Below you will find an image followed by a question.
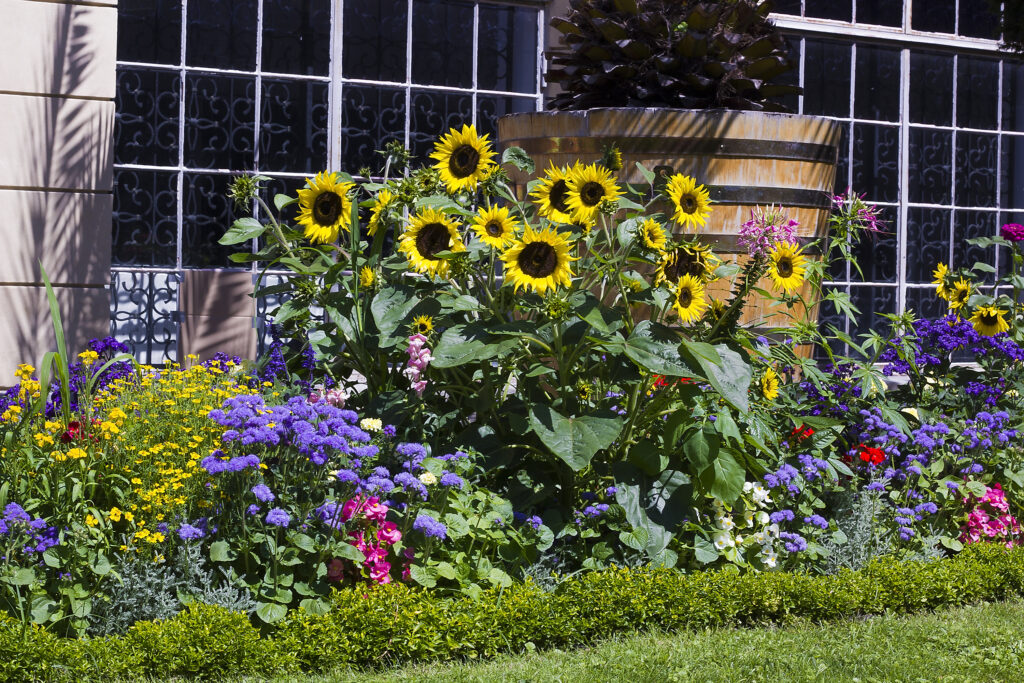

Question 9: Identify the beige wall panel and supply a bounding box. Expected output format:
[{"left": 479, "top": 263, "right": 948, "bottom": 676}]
[
  {"left": 0, "top": 284, "right": 109, "bottom": 385},
  {"left": 0, "top": 94, "right": 114, "bottom": 191},
  {"left": 0, "top": 0, "right": 117, "bottom": 98},
  {"left": 0, "top": 188, "right": 111, "bottom": 286},
  {"left": 179, "top": 315, "right": 258, "bottom": 363}
]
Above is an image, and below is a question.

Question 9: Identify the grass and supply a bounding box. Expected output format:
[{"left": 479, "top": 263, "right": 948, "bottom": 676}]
[{"left": 274, "top": 599, "right": 1024, "bottom": 683}]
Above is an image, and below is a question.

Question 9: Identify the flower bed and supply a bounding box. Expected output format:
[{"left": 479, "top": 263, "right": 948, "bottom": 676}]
[{"left": 2, "top": 123, "right": 1024, "bottom": 673}]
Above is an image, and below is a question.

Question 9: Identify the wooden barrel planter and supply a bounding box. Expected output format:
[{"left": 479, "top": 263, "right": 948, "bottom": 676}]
[{"left": 497, "top": 109, "right": 842, "bottom": 342}]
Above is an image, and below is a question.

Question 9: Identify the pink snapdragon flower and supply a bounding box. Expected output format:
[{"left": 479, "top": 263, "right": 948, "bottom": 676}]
[
  {"left": 309, "top": 385, "right": 347, "bottom": 408},
  {"left": 961, "top": 482, "right": 1022, "bottom": 548},
  {"left": 404, "top": 334, "right": 433, "bottom": 397}
]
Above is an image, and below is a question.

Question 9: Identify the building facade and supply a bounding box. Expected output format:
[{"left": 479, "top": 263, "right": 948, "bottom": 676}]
[{"left": 1, "top": 0, "right": 1020, "bottom": 377}]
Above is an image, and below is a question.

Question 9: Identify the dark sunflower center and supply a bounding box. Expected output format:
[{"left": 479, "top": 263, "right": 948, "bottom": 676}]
[
  {"left": 449, "top": 145, "right": 481, "bottom": 179},
  {"left": 956, "top": 289, "right": 969, "bottom": 303},
  {"left": 678, "top": 287, "right": 693, "bottom": 308},
  {"left": 518, "top": 241, "right": 558, "bottom": 278},
  {"left": 777, "top": 257, "right": 794, "bottom": 278},
  {"left": 313, "top": 191, "right": 344, "bottom": 226},
  {"left": 415, "top": 223, "right": 451, "bottom": 260},
  {"left": 485, "top": 220, "right": 503, "bottom": 237},
  {"left": 981, "top": 313, "right": 998, "bottom": 326},
  {"left": 550, "top": 180, "right": 570, "bottom": 214},
  {"left": 580, "top": 181, "right": 605, "bottom": 207},
  {"left": 667, "top": 249, "right": 703, "bottom": 282},
  {"left": 680, "top": 193, "right": 698, "bottom": 214}
]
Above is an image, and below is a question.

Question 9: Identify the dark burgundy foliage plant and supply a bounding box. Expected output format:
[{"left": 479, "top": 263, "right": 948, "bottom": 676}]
[{"left": 547, "top": 0, "right": 802, "bottom": 111}]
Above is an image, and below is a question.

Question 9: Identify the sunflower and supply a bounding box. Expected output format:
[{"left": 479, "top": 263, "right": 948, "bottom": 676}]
[
  {"left": 767, "top": 241, "right": 808, "bottom": 295},
  {"left": 296, "top": 172, "right": 355, "bottom": 244},
  {"left": 654, "top": 243, "right": 719, "bottom": 287},
  {"left": 472, "top": 205, "right": 519, "bottom": 249},
  {"left": 665, "top": 173, "right": 712, "bottom": 230},
  {"left": 359, "top": 266, "right": 376, "bottom": 288},
  {"left": 565, "top": 163, "right": 623, "bottom": 224},
  {"left": 367, "top": 188, "right": 396, "bottom": 237},
  {"left": 530, "top": 163, "right": 577, "bottom": 224},
  {"left": 761, "top": 367, "right": 780, "bottom": 401},
  {"left": 410, "top": 315, "right": 434, "bottom": 336},
  {"left": 502, "top": 226, "right": 576, "bottom": 295},
  {"left": 970, "top": 306, "right": 1010, "bottom": 336},
  {"left": 673, "top": 274, "right": 708, "bottom": 324},
  {"left": 706, "top": 297, "right": 728, "bottom": 322},
  {"left": 932, "top": 262, "right": 951, "bottom": 299},
  {"left": 398, "top": 208, "right": 466, "bottom": 279},
  {"left": 430, "top": 124, "right": 496, "bottom": 194},
  {"left": 638, "top": 219, "right": 667, "bottom": 251},
  {"left": 947, "top": 278, "right": 972, "bottom": 311}
]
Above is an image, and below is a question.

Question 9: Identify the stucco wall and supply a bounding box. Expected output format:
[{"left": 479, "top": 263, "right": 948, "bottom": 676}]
[{"left": 0, "top": 0, "right": 115, "bottom": 383}]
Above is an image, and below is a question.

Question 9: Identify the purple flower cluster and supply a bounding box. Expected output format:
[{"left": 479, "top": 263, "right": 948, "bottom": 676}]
[
  {"left": 0, "top": 503, "right": 59, "bottom": 556},
  {"left": 208, "top": 394, "right": 371, "bottom": 467},
  {"left": 798, "top": 364, "right": 863, "bottom": 418},
  {"left": 764, "top": 464, "right": 800, "bottom": 495},
  {"left": 779, "top": 531, "right": 807, "bottom": 553},
  {"left": 880, "top": 315, "right": 1024, "bottom": 381},
  {"left": 413, "top": 513, "right": 447, "bottom": 539}
]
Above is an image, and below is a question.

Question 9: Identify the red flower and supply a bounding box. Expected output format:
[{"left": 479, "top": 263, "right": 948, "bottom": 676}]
[
  {"left": 857, "top": 444, "right": 886, "bottom": 466},
  {"left": 790, "top": 425, "right": 815, "bottom": 442}
]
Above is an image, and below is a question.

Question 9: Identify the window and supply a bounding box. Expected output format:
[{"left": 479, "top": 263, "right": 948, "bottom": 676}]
[
  {"left": 773, "top": 1, "right": 1021, "bottom": 357},
  {"left": 111, "top": 0, "right": 543, "bottom": 362}
]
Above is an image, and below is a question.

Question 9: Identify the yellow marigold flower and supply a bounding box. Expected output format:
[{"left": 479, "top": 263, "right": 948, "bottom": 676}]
[
  {"left": 78, "top": 350, "right": 99, "bottom": 367},
  {"left": 85, "top": 514, "right": 99, "bottom": 527},
  {"left": 15, "top": 364, "right": 35, "bottom": 381},
  {"left": 108, "top": 507, "right": 123, "bottom": 522},
  {"left": 67, "top": 448, "right": 88, "bottom": 460}
]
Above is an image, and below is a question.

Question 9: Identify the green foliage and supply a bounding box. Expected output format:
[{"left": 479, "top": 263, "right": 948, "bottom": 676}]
[{"left": 6, "top": 547, "right": 1024, "bottom": 680}]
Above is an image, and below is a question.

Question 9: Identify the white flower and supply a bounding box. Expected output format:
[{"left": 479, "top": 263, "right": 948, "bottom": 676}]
[
  {"left": 752, "top": 531, "right": 767, "bottom": 545},
  {"left": 715, "top": 515, "right": 735, "bottom": 531},
  {"left": 734, "top": 534, "right": 744, "bottom": 545},
  {"left": 743, "top": 509, "right": 755, "bottom": 527},
  {"left": 712, "top": 531, "right": 735, "bottom": 550},
  {"left": 756, "top": 511, "right": 770, "bottom": 526},
  {"left": 418, "top": 471, "right": 438, "bottom": 486},
  {"left": 767, "top": 523, "right": 780, "bottom": 537},
  {"left": 764, "top": 552, "right": 778, "bottom": 568},
  {"left": 751, "top": 483, "right": 772, "bottom": 506},
  {"left": 360, "top": 418, "right": 383, "bottom": 432},
  {"left": 743, "top": 481, "right": 754, "bottom": 493}
]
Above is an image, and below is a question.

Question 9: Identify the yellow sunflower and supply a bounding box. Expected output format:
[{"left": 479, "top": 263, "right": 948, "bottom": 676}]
[
  {"left": 296, "top": 172, "right": 355, "bottom": 244},
  {"left": 947, "top": 278, "right": 972, "bottom": 311},
  {"left": 410, "top": 315, "right": 434, "bottom": 336},
  {"left": 398, "top": 208, "right": 466, "bottom": 279},
  {"left": 970, "top": 306, "right": 1010, "bottom": 336},
  {"left": 706, "top": 297, "right": 728, "bottom": 322},
  {"left": 761, "top": 367, "right": 780, "bottom": 401},
  {"left": 932, "top": 262, "right": 951, "bottom": 299},
  {"left": 472, "top": 205, "right": 520, "bottom": 249},
  {"left": 502, "top": 226, "right": 576, "bottom": 295},
  {"left": 530, "top": 163, "right": 577, "bottom": 224},
  {"left": 654, "top": 243, "right": 719, "bottom": 287},
  {"left": 673, "top": 274, "right": 708, "bottom": 324},
  {"left": 430, "top": 124, "right": 496, "bottom": 194},
  {"left": 639, "top": 219, "right": 668, "bottom": 251},
  {"left": 359, "top": 266, "right": 376, "bottom": 288},
  {"left": 565, "top": 163, "right": 623, "bottom": 224},
  {"left": 367, "top": 188, "right": 396, "bottom": 237},
  {"left": 767, "top": 241, "right": 808, "bottom": 295},
  {"left": 665, "top": 173, "right": 712, "bottom": 230}
]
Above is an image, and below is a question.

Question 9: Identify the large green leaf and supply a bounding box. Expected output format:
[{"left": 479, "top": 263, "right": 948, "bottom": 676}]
[
  {"left": 219, "top": 217, "right": 266, "bottom": 245},
  {"left": 613, "top": 462, "right": 692, "bottom": 557},
  {"left": 619, "top": 320, "right": 696, "bottom": 376},
  {"left": 370, "top": 284, "right": 420, "bottom": 340},
  {"left": 700, "top": 448, "right": 746, "bottom": 503},
  {"left": 679, "top": 341, "right": 752, "bottom": 412},
  {"left": 528, "top": 405, "right": 623, "bottom": 471},
  {"left": 431, "top": 323, "right": 517, "bottom": 368}
]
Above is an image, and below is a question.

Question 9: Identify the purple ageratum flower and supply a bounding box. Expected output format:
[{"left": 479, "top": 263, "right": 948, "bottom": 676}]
[
  {"left": 413, "top": 513, "right": 447, "bottom": 540},
  {"left": 265, "top": 508, "right": 291, "bottom": 528},
  {"left": 606, "top": 486, "right": 618, "bottom": 496},
  {"left": 200, "top": 455, "right": 228, "bottom": 474},
  {"left": 803, "top": 515, "right": 829, "bottom": 530},
  {"left": 247, "top": 504, "right": 261, "bottom": 516},
  {"left": 865, "top": 481, "right": 886, "bottom": 492},
  {"left": 251, "top": 484, "right": 275, "bottom": 503},
  {"left": 527, "top": 515, "right": 543, "bottom": 530},
  {"left": 383, "top": 424, "right": 397, "bottom": 438},
  {"left": 778, "top": 531, "right": 807, "bottom": 553},
  {"left": 177, "top": 523, "right": 205, "bottom": 541},
  {"left": 1001, "top": 223, "right": 1024, "bottom": 241},
  {"left": 770, "top": 509, "right": 795, "bottom": 524},
  {"left": 439, "top": 472, "right": 465, "bottom": 489}
]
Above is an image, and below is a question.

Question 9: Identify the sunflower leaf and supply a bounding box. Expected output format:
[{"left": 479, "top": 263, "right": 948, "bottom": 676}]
[
  {"left": 528, "top": 405, "right": 622, "bottom": 471},
  {"left": 502, "top": 146, "right": 535, "bottom": 174},
  {"left": 371, "top": 284, "right": 421, "bottom": 340},
  {"left": 678, "top": 342, "right": 751, "bottom": 413},
  {"left": 619, "top": 320, "right": 696, "bottom": 377},
  {"left": 414, "top": 195, "right": 473, "bottom": 216},
  {"left": 220, "top": 217, "right": 266, "bottom": 245},
  {"left": 273, "top": 193, "right": 297, "bottom": 211},
  {"left": 431, "top": 323, "right": 518, "bottom": 368}
]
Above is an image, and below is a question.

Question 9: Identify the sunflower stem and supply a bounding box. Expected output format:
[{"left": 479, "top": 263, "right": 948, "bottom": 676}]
[{"left": 255, "top": 196, "right": 297, "bottom": 261}]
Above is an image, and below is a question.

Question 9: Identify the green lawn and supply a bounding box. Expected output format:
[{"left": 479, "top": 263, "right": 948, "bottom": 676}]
[{"left": 279, "top": 599, "right": 1024, "bottom": 683}]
